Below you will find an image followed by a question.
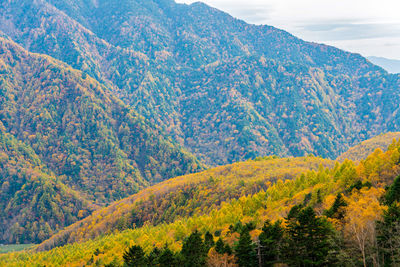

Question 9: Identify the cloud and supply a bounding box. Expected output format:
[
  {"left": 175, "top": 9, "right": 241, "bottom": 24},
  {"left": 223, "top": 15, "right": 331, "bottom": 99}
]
[
  {"left": 297, "top": 21, "right": 400, "bottom": 41},
  {"left": 228, "top": 5, "right": 272, "bottom": 23}
]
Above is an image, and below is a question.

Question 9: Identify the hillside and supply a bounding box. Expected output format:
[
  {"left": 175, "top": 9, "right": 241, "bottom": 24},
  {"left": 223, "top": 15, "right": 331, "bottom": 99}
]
[
  {"left": 36, "top": 155, "right": 334, "bottom": 250},
  {"left": 1, "top": 0, "right": 400, "bottom": 165},
  {"left": 1, "top": 139, "right": 400, "bottom": 266},
  {"left": 0, "top": 37, "right": 203, "bottom": 244},
  {"left": 337, "top": 132, "right": 400, "bottom": 162},
  {"left": 0, "top": 122, "right": 93, "bottom": 244}
]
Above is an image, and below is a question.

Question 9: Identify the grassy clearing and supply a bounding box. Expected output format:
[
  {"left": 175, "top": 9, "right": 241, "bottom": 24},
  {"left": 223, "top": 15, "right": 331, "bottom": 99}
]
[{"left": 0, "top": 244, "right": 33, "bottom": 254}]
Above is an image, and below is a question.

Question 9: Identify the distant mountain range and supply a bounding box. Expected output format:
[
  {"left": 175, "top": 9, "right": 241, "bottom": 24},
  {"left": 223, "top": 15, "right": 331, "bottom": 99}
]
[
  {"left": 0, "top": 0, "right": 400, "bottom": 244},
  {"left": 1, "top": 0, "right": 400, "bottom": 166},
  {"left": 368, "top": 56, "right": 400, "bottom": 74}
]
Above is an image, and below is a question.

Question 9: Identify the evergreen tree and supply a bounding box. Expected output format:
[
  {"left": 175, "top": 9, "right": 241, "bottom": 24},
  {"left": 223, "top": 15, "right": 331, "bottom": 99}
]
[
  {"left": 215, "top": 237, "right": 232, "bottom": 255},
  {"left": 324, "top": 193, "right": 347, "bottom": 219},
  {"left": 259, "top": 220, "right": 284, "bottom": 266},
  {"left": 224, "top": 243, "right": 233, "bottom": 255},
  {"left": 215, "top": 238, "right": 225, "bottom": 254},
  {"left": 234, "top": 228, "right": 257, "bottom": 267},
  {"left": 147, "top": 247, "right": 161, "bottom": 266},
  {"left": 377, "top": 176, "right": 400, "bottom": 266},
  {"left": 181, "top": 230, "right": 207, "bottom": 267},
  {"left": 204, "top": 231, "right": 215, "bottom": 251},
  {"left": 385, "top": 175, "right": 400, "bottom": 205},
  {"left": 284, "top": 206, "right": 334, "bottom": 266},
  {"left": 123, "top": 245, "right": 146, "bottom": 267},
  {"left": 159, "top": 247, "right": 178, "bottom": 267}
]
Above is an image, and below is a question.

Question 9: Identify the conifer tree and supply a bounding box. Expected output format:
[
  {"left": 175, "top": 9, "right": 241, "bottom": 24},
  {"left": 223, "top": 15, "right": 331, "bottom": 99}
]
[
  {"left": 324, "top": 193, "right": 347, "bottom": 219},
  {"left": 385, "top": 175, "right": 400, "bottom": 205},
  {"left": 123, "top": 245, "right": 146, "bottom": 267},
  {"left": 284, "top": 205, "right": 334, "bottom": 266},
  {"left": 215, "top": 238, "right": 225, "bottom": 254},
  {"left": 259, "top": 220, "right": 284, "bottom": 266},
  {"left": 158, "top": 247, "right": 178, "bottom": 267},
  {"left": 181, "top": 230, "right": 207, "bottom": 267},
  {"left": 377, "top": 176, "right": 400, "bottom": 265},
  {"left": 215, "top": 237, "right": 232, "bottom": 255},
  {"left": 234, "top": 228, "right": 257, "bottom": 267},
  {"left": 146, "top": 247, "right": 161, "bottom": 266},
  {"left": 204, "top": 231, "right": 215, "bottom": 251},
  {"left": 377, "top": 204, "right": 400, "bottom": 266}
]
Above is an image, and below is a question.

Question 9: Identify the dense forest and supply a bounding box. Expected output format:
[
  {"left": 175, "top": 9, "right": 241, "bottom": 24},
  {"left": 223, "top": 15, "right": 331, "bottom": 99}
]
[
  {"left": 336, "top": 132, "right": 400, "bottom": 162},
  {"left": 37, "top": 155, "right": 334, "bottom": 250},
  {"left": 1, "top": 0, "right": 400, "bottom": 266},
  {"left": 0, "top": 37, "right": 202, "bottom": 244},
  {"left": 1, "top": 0, "right": 400, "bottom": 165},
  {"left": 1, "top": 138, "right": 400, "bottom": 266}
]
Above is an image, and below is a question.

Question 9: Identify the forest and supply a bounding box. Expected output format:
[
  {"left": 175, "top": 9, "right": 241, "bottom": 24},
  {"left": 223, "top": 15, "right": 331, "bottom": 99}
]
[
  {"left": 1, "top": 0, "right": 400, "bottom": 166},
  {"left": 1, "top": 138, "right": 400, "bottom": 266},
  {"left": 1, "top": 0, "right": 400, "bottom": 266},
  {"left": 0, "top": 37, "right": 202, "bottom": 244}
]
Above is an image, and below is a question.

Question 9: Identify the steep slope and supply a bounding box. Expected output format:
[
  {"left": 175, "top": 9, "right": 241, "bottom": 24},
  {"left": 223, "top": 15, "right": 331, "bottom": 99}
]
[
  {"left": 37, "top": 155, "right": 334, "bottom": 250},
  {"left": 2, "top": 139, "right": 400, "bottom": 266},
  {"left": 1, "top": 0, "right": 400, "bottom": 165},
  {"left": 0, "top": 37, "right": 202, "bottom": 243},
  {"left": 337, "top": 132, "right": 400, "bottom": 162},
  {"left": 0, "top": 121, "right": 92, "bottom": 244}
]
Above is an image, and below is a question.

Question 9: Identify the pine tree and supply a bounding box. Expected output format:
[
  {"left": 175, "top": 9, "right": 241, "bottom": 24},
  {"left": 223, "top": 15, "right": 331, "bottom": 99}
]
[
  {"left": 181, "top": 230, "right": 207, "bottom": 267},
  {"left": 377, "top": 176, "right": 400, "bottom": 265},
  {"left": 259, "top": 220, "right": 284, "bottom": 266},
  {"left": 234, "top": 228, "right": 257, "bottom": 267},
  {"left": 159, "top": 247, "right": 178, "bottom": 267},
  {"left": 215, "top": 238, "right": 225, "bottom": 254},
  {"left": 147, "top": 247, "right": 161, "bottom": 266},
  {"left": 284, "top": 206, "right": 334, "bottom": 266},
  {"left": 377, "top": 204, "right": 400, "bottom": 266},
  {"left": 385, "top": 175, "right": 400, "bottom": 205},
  {"left": 123, "top": 245, "right": 146, "bottom": 267},
  {"left": 324, "top": 193, "right": 347, "bottom": 219},
  {"left": 204, "top": 231, "right": 215, "bottom": 251}
]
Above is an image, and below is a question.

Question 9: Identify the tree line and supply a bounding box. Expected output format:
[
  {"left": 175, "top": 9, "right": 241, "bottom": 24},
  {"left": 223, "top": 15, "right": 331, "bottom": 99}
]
[{"left": 120, "top": 175, "right": 400, "bottom": 267}]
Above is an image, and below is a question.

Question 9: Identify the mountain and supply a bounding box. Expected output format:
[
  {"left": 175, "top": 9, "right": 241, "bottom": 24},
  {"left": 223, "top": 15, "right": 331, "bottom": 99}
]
[
  {"left": 0, "top": 121, "right": 92, "bottom": 244},
  {"left": 1, "top": 0, "right": 400, "bottom": 165},
  {"left": 368, "top": 56, "right": 400, "bottom": 74},
  {"left": 337, "top": 132, "right": 400, "bottom": 162},
  {"left": 2, "top": 137, "right": 400, "bottom": 266},
  {"left": 0, "top": 37, "right": 203, "bottom": 244}
]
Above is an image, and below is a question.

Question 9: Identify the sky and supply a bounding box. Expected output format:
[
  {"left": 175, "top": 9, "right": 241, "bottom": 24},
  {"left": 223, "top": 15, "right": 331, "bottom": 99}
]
[{"left": 176, "top": 0, "right": 400, "bottom": 60}]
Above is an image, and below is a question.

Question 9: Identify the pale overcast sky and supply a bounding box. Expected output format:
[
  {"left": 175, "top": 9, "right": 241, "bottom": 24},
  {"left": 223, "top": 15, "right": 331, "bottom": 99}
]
[{"left": 176, "top": 0, "right": 400, "bottom": 60}]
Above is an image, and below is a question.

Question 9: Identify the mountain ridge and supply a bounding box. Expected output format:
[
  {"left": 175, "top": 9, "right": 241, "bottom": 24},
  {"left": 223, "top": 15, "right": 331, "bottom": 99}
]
[{"left": 1, "top": 0, "right": 399, "bottom": 165}]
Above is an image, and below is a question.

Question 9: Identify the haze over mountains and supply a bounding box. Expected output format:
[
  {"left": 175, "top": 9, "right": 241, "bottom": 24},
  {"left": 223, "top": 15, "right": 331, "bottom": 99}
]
[
  {"left": 367, "top": 56, "right": 400, "bottom": 74},
  {"left": 1, "top": 0, "right": 400, "bottom": 251}
]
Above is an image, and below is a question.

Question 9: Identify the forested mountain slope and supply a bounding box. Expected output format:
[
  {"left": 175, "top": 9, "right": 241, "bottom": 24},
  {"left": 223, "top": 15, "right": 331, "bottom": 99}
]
[
  {"left": 0, "top": 122, "right": 92, "bottom": 244},
  {"left": 2, "top": 138, "right": 400, "bottom": 266},
  {"left": 1, "top": 0, "right": 400, "bottom": 164},
  {"left": 36, "top": 155, "right": 334, "bottom": 250},
  {"left": 337, "top": 132, "right": 400, "bottom": 162},
  {"left": 0, "top": 37, "right": 202, "bottom": 244}
]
